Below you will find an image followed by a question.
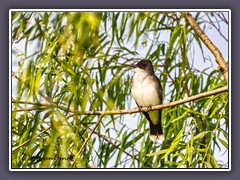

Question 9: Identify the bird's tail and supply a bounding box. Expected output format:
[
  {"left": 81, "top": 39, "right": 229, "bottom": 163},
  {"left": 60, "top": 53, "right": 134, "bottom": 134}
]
[{"left": 149, "top": 117, "right": 164, "bottom": 143}]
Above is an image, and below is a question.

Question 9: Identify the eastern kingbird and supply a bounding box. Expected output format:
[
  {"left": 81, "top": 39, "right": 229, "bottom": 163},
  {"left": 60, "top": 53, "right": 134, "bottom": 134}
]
[{"left": 130, "top": 60, "right": 164, "bottom": 143}]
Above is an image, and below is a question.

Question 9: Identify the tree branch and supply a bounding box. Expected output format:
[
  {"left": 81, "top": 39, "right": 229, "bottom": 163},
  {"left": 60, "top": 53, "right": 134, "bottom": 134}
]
[
  {"left": 13, "top": 86, "right": 228, "bottom": 116},
  {"left": 83, "top": 85, "right": 228, "bottom": 115},
  {"left": 184, "top": 12, "right": 229, "bottom": 84}
]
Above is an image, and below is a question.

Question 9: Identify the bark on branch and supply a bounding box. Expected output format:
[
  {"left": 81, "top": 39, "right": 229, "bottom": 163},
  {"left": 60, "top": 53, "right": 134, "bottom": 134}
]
[{"left": 13, "top": 86, "right": 228, "bottom": 116}]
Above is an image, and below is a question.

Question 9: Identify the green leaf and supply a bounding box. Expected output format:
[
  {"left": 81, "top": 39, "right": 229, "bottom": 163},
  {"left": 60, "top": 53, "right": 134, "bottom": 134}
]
[
  {"left": 147, "top": 148, "right": 168, "bottom": 156},
  {"left": 193, "top": 131, "right": 211, "bottom": 140},
  {"left": 218, "top": 137, "right": 228, "bottom": 149},
  {"left": 34, "top": 68, "right": 42, "bottom": 93},
  {"left": 166, "top": 25, "right": 181, "bottom": 59}
]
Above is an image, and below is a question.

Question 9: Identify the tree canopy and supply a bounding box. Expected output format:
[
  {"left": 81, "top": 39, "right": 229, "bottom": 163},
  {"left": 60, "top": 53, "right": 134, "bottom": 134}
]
[{"left": 11, "top": 11, "right": 229, "bottom": 169}]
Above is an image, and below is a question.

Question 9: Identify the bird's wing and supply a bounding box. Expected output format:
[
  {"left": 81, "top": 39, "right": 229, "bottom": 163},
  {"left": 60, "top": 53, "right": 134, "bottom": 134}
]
[{"left": 154, "top": 74, "right": 163, "bottom": 103}]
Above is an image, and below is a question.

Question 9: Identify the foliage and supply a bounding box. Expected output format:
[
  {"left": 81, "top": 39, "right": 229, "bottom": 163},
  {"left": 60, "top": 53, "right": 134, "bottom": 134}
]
[{"left": 11, "top": 11, "right": 229, "bottom": 168}]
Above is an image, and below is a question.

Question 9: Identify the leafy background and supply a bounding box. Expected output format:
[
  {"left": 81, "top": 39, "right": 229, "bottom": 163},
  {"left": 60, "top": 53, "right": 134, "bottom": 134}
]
[{"left": 11, "top": 11, "right": 229, "bottom": 168}]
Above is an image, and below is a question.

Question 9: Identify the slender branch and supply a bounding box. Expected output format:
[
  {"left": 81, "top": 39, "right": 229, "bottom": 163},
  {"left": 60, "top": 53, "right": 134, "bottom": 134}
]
[
  {"left": 145, "top": 14, "right": 174, "bottom": 31},
  {"left": 12, "top": 68, "right": 228, "bottom": 117},
  {"left": 92, "top": 130, "right": 140, "bottom": 162},
  {"left": 12, "top": 106, "right": 48, "bottom": 112},
  {"left": 12, "top": 126, "right": 51, "bottom": 152},
  {"left": 206, "top": 13, "right": 228, "bottom": 42},
  {"left": 13, "top": 86, "right": 228, "bottom": 116},
  {"left": 184, "top": 12, "right": 228, "bottom": 84},
  {"left": 70, "top": 113, "right": 105, "bottom": 168},
  {"left": 12, "top": 117, "right": 26, "bottom": 128},
  {"left": 83, "top": 86, "right": 228, "bottom": 115},
  {"left": 217, "top": 12, "right": 228, "bottom": 24}
]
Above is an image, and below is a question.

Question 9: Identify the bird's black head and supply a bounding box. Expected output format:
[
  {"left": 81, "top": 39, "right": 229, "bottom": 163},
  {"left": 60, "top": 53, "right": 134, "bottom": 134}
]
[{"left": 135, "top": 59, "right": 154, "bottom": 74}]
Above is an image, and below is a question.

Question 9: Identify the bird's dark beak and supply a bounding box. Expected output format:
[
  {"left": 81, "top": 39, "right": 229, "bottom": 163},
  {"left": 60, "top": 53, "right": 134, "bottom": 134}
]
[
  {"left": 125, "top": 64, "right": 136, "bottom": 68},
  {"left": 131, "top": 64, "right": 137, "bottom": 68}
]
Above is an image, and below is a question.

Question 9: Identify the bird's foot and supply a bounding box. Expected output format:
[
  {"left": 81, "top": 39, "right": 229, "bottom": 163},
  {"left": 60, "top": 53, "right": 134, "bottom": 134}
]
[
  {"left": 138, "top": 106, "right": 143, "bottom": 112},
  {"left": 147, "top": 105, "right": 152, "bottom": 111}
]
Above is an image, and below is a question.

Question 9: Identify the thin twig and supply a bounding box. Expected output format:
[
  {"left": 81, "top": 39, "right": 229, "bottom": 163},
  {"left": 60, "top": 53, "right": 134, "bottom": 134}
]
[
  {"left": 206, "top": 13, "right": 228, "bottom": 42},
  {"left": 92, "top": 130, "right": 140, "bottom": 162},
  {"left": 217, "top": 12, "right": 228, "bottom": 24},
  {"left": 12, "top": 106, "right": 48, "bottom": 112},
  {"left": 184, "top": 12, "right": 228, "bottom": 84},
  {"left": 12, "top": 126, "right": 51, "bottom": 152},
  {"left": 70, "top": 113, "right": 105, "bottom": 168},
  {"left": 145, "top": 14, "right": 174, "bottom": 31}
]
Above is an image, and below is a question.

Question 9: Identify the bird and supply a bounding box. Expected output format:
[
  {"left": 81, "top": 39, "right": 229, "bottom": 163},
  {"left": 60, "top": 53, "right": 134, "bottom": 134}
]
[{"left": 130, "top": 59, "right": 164, "bottom": 143}]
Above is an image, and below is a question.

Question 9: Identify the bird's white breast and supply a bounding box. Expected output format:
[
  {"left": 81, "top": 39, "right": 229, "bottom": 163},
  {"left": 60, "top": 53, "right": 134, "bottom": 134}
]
[{"left": 131, "top": 69, "right": 161, "bottom": 106}]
